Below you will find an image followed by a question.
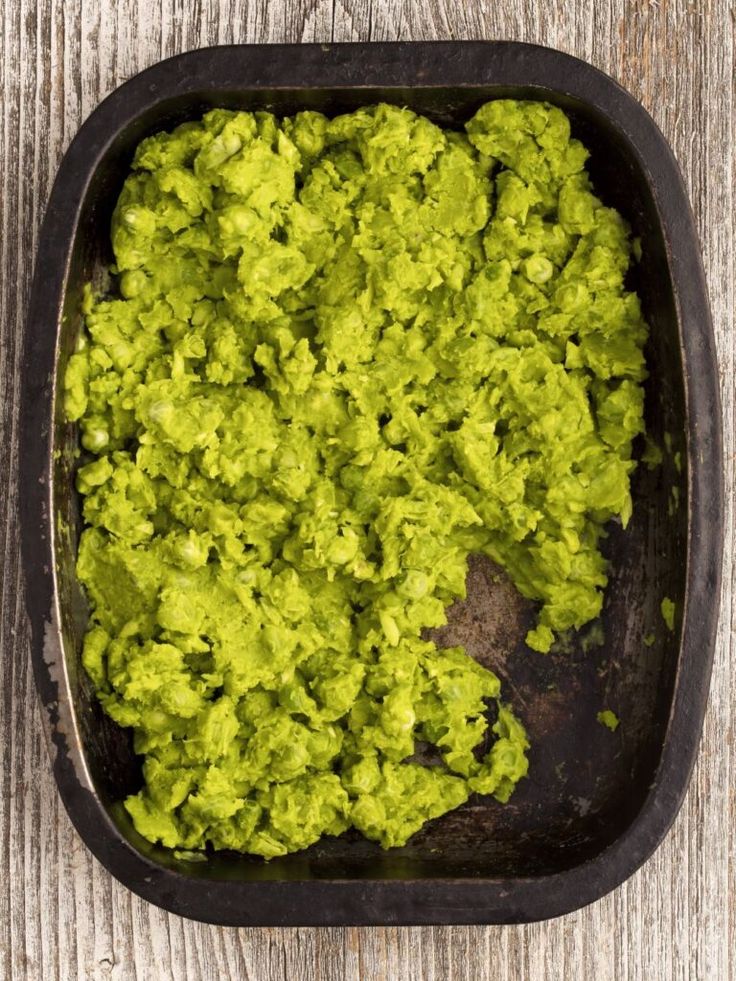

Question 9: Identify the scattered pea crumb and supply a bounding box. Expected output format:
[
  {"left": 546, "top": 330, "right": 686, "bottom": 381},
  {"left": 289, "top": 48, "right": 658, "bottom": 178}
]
[
  {"left": 641, "top": 436, "right": 663, "bottom": 469},
  {"left": 581, "top": 620, "right": 605, "bottom": 652},
  {"left": 661, "top": 597, "right": 676, "bottom": 631},
  {"left": 551, "top": 629, "right": 575, "bottom": 655},
  {"left": 597, "top": 709, "right": 620, "bottom": 732},
  {"left": 173, "top": 849, "right": 208, "bottom": 863},
  {"left": 668, "top": 484, "right": 681, "bottom": 516},
  {"left": 644, "top": 632, "right": 656, "bottom": 647}
]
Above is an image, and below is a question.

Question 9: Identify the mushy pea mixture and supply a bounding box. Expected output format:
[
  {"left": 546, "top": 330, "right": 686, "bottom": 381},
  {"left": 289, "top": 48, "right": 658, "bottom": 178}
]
[{"left": 64, "top": 101, "right": 647, "bottom": 857}]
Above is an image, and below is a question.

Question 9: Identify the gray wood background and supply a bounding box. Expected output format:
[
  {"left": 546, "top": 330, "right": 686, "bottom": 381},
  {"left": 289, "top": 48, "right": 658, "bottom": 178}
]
[{"left": 1, "top": 1, "right": 733, "bottom": 978}]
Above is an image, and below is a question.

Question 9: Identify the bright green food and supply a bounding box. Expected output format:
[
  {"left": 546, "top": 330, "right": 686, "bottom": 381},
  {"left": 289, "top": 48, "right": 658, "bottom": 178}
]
[
  {"left": 64, "top": 100, "right": 647, "bottom": 857},
  {"left": 597, "top": 709, "right": 620, "bottom": 732},
  {"left": 661, "top": 597, "right": 676, "bottom": 631}
]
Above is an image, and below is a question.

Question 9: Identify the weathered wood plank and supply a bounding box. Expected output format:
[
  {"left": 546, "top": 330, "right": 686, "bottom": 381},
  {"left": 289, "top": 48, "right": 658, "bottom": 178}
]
[{"left": 1, "top": 1, "right": 732, "bottom": 979}]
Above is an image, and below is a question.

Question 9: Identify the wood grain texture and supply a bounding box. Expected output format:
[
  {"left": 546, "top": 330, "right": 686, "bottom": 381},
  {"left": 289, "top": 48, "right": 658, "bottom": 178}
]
[{"left": 1, "top": 1, "right": 733, "bottom": 978}]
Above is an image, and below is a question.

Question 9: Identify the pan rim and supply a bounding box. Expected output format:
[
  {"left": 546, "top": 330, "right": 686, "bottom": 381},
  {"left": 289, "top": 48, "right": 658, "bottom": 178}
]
[{"left": 19, "top": 40, "right": 724, "bottom": 926}]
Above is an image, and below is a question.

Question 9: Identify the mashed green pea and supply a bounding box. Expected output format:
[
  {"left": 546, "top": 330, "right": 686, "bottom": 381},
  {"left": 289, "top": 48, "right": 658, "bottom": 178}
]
[
  {"left": 597, "top": 709, "right": 620, "bottom": 732},
  {"left": 64, "top": 101, "right": 647, "bottom": 857}
]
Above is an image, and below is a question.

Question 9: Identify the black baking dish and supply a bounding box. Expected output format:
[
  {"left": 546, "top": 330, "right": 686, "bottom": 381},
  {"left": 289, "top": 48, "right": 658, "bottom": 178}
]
[{"left": 20, "top": 41, "right": 723, "bottom": 926}]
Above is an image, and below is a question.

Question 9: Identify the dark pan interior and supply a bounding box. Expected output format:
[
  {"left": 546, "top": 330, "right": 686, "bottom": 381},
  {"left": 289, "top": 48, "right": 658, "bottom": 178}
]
[{"left": 53, "top": 86, "right": 687, "bottom": 882}]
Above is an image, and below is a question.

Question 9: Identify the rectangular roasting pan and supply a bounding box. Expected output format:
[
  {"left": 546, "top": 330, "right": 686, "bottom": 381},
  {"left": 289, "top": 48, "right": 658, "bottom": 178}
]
[{"left": 20, "top": 41, "right": 723, "bottom": 926}]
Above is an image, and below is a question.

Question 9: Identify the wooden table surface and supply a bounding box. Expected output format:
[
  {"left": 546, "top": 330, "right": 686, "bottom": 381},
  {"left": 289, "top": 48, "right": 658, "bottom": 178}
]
[{"left": 1, "top": 1, "right": 733, "bottom": 978}]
